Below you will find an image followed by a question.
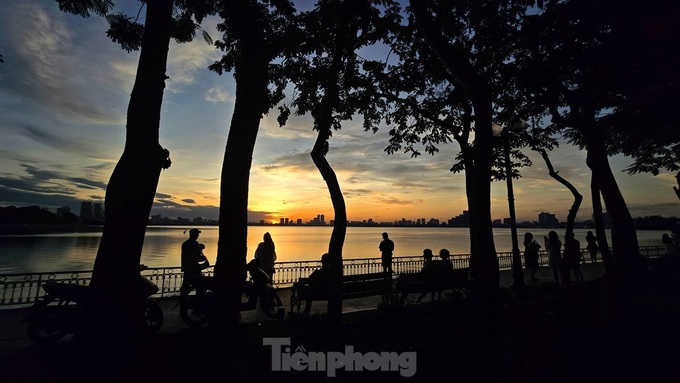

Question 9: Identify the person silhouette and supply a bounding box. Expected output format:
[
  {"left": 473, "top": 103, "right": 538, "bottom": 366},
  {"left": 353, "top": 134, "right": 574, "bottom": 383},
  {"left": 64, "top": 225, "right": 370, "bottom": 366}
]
[
  {"left": 585, "top": 231, "right": 599, "bottom": 264},
  {"left": 564, "top": 232, "right": 584, "bottom": 282},
  {"left": 379, "top": 232, "right": 395, "bottom": 274},
  {"left": 524, "top": 232, "right": 541, "bottom": 282},
  {"left": 438, "top": 248, "right": 453, "bottom": 269},
  {"left": 662, "top": 233, "right": 678, "bottom": 256},
  {"left": 255, "top": 232, "right": 277, "bottom": 280},
  {"left": 180, "top": 228, "right": 209, "bottom": 300},
  {"left": 303, "top": 253, "right": 331, "bottom": 314},
  {"left": 545, "top": 231, "right": 562, "bottom": 286},
  {"left": 417, "top": 249, "right": 435, "bottom": 302}
]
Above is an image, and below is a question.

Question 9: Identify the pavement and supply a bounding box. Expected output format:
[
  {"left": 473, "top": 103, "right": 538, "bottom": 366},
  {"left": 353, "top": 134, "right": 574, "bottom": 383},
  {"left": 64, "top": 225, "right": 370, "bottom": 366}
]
[{"left": 0, "top": 262, "right": 607, "bottom": 354}]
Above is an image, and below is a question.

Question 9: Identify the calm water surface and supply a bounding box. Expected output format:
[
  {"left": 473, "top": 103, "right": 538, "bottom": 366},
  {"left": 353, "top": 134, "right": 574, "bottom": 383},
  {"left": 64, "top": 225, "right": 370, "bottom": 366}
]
[{"left": 0, "top": 226, "right": 668, "bottom": 274}]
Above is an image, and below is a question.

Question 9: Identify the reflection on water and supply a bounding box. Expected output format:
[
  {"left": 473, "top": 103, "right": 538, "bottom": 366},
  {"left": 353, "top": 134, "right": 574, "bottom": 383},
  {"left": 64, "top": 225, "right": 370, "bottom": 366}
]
[{"left": 0, "top": 226, "right": 668, "bottom": 274}]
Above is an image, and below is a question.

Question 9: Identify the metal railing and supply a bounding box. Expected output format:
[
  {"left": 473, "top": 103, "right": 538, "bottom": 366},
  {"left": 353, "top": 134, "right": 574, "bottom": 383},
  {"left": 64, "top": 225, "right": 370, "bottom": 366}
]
[{"left": 0, "top": 246, "right": 664, "bottom": 307}]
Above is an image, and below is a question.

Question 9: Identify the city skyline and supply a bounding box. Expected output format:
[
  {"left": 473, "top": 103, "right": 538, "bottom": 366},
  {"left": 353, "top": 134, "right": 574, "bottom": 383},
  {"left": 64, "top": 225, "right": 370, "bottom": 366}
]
[{"left": 0, "top": 1, "right": 679, "bottom": 225}]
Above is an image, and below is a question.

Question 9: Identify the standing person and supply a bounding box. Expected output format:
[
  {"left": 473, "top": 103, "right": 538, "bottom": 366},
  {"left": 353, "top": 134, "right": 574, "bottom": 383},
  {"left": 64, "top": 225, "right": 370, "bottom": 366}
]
[
  {"left": 662, "top": 233, "right": 678, "bottom": 256},
  {"left": 545, "top": 231, "right": 563, "bottom": 286},
  {"left": 585, "top": 231, "right": 599, "bottom": 264},
  {"left": 523, "top": 232, "right": 541, "bottom": 282},
  {"left": 255, "top": 232, "right": 277, "bottom": 281},
  {"left": 379, "top": 232, "right": 395, "bottom": 274},
  {"left": 180, "top": 228, "right": 209, "bottom": 300},
  {"left": 564, "top": 232, "right": 584, "bottom": 282}
]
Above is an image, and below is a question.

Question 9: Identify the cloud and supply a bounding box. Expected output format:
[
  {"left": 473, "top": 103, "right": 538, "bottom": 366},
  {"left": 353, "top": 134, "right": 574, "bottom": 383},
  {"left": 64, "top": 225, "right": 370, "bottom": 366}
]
[
  {"left": 1, "top": 2, "right": 124, "bottom": 124},
  {"left": 182, "top": 199, "right": 196, "bottom": 204},
  {"left": 205, "top": 86, "right": 233, "bottom": 105},
  {"left": 165, "top": 33, "right": 222, "bottom": 92}
]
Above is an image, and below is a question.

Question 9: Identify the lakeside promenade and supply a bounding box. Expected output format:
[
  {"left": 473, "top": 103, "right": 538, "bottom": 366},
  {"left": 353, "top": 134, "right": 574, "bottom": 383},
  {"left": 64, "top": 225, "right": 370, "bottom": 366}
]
[
  {"left": 5, "top": 258, "right": 680, "bottom": 382},
  {"left": 0, "top": 262, "right": 607, "bottom": 353}
]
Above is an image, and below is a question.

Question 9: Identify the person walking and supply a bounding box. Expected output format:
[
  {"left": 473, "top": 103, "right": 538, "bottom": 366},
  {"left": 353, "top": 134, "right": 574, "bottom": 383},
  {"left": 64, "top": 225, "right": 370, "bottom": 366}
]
[
  {"left": 255, "top": 232, "right": 277, "bottom": 281},
  {"left": 564, "top": 232, "right": 584, "bottom": 282},
  {"left": 523, "top": 232, "right": 541, "bottom": 282},
  {"left": 545, "top": 231, "right": 563, "bottom": 286},
  {"left": 585, "top": 231, "right": 599, "bottom": 264},
  {"left": 379, "top": 232, "right": 395, "bottom": 274}
]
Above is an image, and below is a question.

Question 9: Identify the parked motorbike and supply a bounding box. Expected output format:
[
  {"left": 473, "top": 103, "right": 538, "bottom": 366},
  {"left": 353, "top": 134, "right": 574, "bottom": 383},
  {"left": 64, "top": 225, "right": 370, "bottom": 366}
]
[
  {"left": 180, "top": 260, "right": 284, "bottom": 326},
  {"left": 25, "top": 265, "right": 163, "bottom": 345}
]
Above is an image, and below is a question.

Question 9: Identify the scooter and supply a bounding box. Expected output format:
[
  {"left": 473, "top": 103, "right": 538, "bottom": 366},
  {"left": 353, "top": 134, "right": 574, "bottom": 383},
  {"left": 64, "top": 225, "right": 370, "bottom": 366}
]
[
  {"left": 25, "top": 265, "right": 163, "bottom": 345},
  {"left": 180, "top": 260, "right": 284, "bottom": 326}
]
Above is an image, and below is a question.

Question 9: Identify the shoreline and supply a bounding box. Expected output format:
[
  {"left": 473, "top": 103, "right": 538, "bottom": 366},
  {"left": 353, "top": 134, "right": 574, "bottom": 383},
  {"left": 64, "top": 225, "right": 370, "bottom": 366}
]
[
  {"left": 1, "top": 223, "right": 674, "bottom": 236},
  {"left": 0, "top": 224, "right": 103, "bottom": 235}
]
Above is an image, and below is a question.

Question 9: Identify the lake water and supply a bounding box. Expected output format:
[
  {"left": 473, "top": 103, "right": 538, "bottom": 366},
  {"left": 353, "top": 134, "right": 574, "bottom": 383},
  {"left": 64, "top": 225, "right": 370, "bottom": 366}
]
[{"left": 0, "top": 226, "right": 668, "bottom": 274}]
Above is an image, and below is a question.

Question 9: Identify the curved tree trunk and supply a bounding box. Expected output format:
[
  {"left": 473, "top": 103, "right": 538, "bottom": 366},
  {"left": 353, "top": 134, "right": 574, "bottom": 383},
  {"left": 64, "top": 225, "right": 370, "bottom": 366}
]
[
  {"left": 310, "top": 47, "right": 347, "bottom": 322},
  {"left": 534, "top": 148, "right": 583, "bottom": 288},
  {"left": 213, "top": 1, "right": 270, "bottom": 334},
  {"left": 310, "top": 129, "right": 346, "bottom": 323},
  {"left": 89, "top": 0, "right": 173, "bottom": 345}
]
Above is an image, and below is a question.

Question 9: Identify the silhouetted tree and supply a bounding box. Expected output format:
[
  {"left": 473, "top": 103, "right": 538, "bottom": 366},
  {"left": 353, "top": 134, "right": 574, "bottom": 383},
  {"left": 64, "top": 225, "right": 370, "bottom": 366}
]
[
  {"left": 279, "top": 0, "right": 400, "bottom": 322},
  {"left": 54, "top": 0, "right": 205, "bottom": 345},
  {"left": 406, "top": 0, "right": 534, "bottom": 329},
  {"left": 531, "top": 143, "right": 582, "bottom": 287},
  {"left": 88, "top": 0, "right": 174, "bottom": 344},
  {"left": 512, "top": 0, "right": 679, "bottom": 288},
  {"left": 208, "top": 0, "right": 293, "bottom": 332}
]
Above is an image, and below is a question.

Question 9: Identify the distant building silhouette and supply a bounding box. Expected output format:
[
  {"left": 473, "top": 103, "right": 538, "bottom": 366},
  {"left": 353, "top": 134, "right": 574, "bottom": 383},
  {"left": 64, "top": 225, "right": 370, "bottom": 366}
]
[
  {"left": 448, "top": 210, "right": 470, "bottom": 227},
  {"left": 79, "top": 202, "right": 92, "bottom": 221},
  {"left": 56, "top": 206, "right": 71, "bottom": 217},
  {"left": 538, "top": 212, "right": 559, "bottom": 227},
  {"left": 79, "top": 201, "right": 103, "bottom": 223}
]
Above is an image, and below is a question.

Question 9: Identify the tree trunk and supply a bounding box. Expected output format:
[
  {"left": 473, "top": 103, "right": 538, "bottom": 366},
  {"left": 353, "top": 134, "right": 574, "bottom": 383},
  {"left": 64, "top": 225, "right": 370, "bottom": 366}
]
[
  {"left": 213, "top": 1, "right": 270, "bottom": 334},
  {"left": 534, "top": 148, "right": 583, "bottom": 288},
  {"left": 310, "top": 49, "right": 347, "bottom": 323},
  {"left": 591, "top": 173, "right": 619, "bottom": 302},
  {"left": 409, "top": 0, "right": 499, "bottom": 328},
  {"left": 310, "top": 131, "right": 346, "bottom": 323},
  {"left": 89, "top": 0, "right": 173, "bottom": 346},
  {"left": 581, "top": 111, "right": 644, "bottom": 278},
  {"left": 591, "top": 178, "right": 614, "bottom": 270}
]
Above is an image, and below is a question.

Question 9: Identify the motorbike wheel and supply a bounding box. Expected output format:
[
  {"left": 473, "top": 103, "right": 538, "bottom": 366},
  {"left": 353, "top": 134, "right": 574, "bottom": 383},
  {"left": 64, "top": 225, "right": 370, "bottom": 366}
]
[
  {"left": 259, "top": 290, "right": 283, "bottom": 319},
  {"left": 26, "top": 307, "right": 70, "bottom": 345},
  {"left": 180, "top": 296, "right": 209, "bottom": 327},
  {"left": 144, "top": 299, "right": 163, "bottom": 332}
]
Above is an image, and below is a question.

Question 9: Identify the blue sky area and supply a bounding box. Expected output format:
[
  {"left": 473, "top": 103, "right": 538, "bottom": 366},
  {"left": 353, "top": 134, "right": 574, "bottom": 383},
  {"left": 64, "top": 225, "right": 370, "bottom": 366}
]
[{"left": 0, "top": 1, "right": 678, "bottom": 224}]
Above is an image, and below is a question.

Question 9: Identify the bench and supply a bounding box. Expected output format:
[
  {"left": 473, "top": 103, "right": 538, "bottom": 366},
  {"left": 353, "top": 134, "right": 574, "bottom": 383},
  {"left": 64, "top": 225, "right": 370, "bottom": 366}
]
[
  {"left": 394, "top": 268, "right": 472, "bottom": 303},
  {"left": 290, "top": 272, "right": 393, "bottom": 313}
]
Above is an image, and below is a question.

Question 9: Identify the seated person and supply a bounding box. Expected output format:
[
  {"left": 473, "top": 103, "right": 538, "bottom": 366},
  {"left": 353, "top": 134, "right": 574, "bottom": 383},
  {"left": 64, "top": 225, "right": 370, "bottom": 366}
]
[
  {"left": 419, "top": 249, "right": 455, "bottom": 302},
  {"left": 438, "top": 248, "right": 454, "bottom": 269},
  {"left": 416, "top": 249, "right": 435, "bottom": 302},
  {"left": 247, "top": 258, "right": 272, "bottom": 291},
  {"left": 303, "top": 253, "right": 331, "bottom": 314}
]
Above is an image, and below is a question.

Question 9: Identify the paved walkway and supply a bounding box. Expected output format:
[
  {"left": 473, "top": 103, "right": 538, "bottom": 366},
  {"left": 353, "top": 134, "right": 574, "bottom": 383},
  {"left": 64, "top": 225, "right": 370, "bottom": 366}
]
[{"left": 0, "top": 262, "right": 607, "bottom": 353}]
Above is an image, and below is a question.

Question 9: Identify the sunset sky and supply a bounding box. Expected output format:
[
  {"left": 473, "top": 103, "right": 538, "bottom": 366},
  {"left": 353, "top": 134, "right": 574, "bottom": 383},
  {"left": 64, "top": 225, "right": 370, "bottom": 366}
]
[{"left": 1, "top": 0, "right": 678, "bottom": 225}]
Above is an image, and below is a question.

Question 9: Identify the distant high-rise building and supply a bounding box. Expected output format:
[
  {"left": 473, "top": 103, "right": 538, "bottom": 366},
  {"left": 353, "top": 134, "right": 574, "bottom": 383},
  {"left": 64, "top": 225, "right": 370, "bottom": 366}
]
[
  {"left": 93, "top": 203, "right": 103, "bottom": 220},
  {"left": 538, "top": 212, "right": 559, "bottom": 227},
  {"left": 447, "top": 210, "right": 470, "bottom": 227},
  {"left": 56, "top": 206, "right": 70, "bottom": 217},
  {"left": 80, "top": 202, "right": 93, "bottom": 220}
]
